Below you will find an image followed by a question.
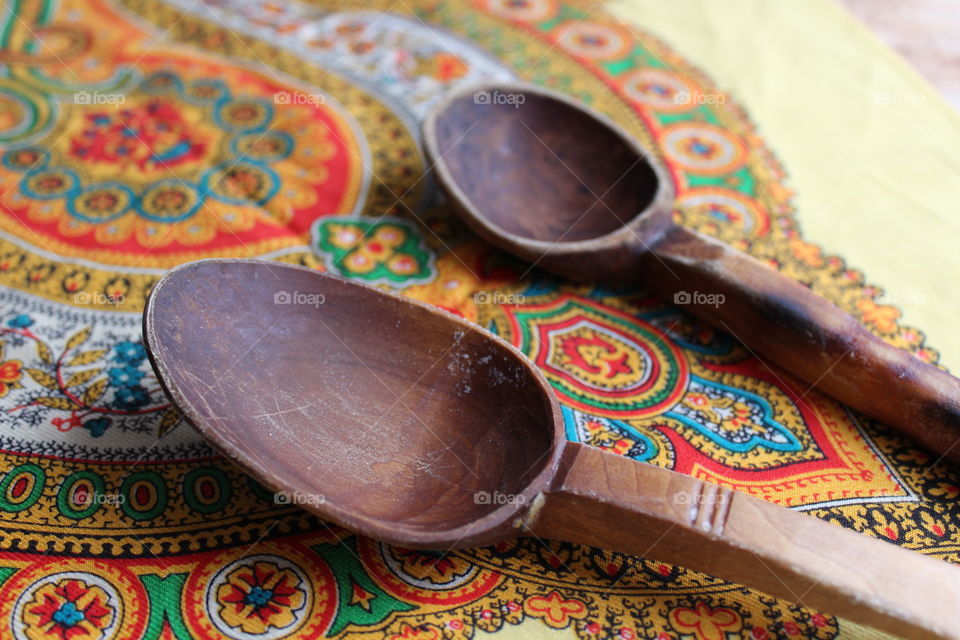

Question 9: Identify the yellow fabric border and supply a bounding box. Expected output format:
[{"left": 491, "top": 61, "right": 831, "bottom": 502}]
[{"left": 610, "top": 0, "right": 960, "bottom": 373}]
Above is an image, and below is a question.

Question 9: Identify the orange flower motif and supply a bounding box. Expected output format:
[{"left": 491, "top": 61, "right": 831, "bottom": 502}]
[
  {"left": 524, "top": 591, "right": 588, "bottom": 629},
  {"left": 0, "top": 357, "right": 23, "bottom": 397},
  {"left": 856, "top": 298, "right": 900, "bottom": 333},
  {"left": 669, "top": 602, "right": 741, "bottom": 640},
  {"left": 789, "top": 238, "right": 823, "bottom": 267}
]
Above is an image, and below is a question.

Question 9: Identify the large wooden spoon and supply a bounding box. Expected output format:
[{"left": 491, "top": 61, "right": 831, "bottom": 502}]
[
  {"left": 423, "top": 82, "right": 960, "bottom": 463},
  {"left": 145, "top": 259, "right": 960, "bottom": 640}
]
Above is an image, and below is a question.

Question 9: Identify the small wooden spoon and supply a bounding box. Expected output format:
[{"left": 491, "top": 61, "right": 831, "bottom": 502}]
[
  {"left": 145, "top": 259, "right": 960, "bottom": 640},
  {"left": 423, "top": 82, "right": 960, "bottom": 463}
]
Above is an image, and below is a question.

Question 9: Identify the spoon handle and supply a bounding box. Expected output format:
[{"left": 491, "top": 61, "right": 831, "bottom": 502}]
[
  {"left": 533, "top": 442, "right": 960, "bottom": 640},
  {"left": 642, "top": 226, "right": 960, "bottom": 463}
]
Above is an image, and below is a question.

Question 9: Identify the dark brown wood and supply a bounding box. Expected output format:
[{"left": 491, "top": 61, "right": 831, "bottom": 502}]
[
  {"left": 423, "top": 81, "right": 960, "bottom": 463},
  {"left": 643, "top": 226, "right": 960, "bottom": 462},
  {"left": 144, "top": 259, "right": 566, "bottom": 549},
  {"left": 145, "top": 259, "right": 960, "bottom": 640},
  {"left": 536, "top": 442, "right": 960, "bottom": 640},
  {"left": 423, "top": 82, "right": 676, "bottom": 284}
]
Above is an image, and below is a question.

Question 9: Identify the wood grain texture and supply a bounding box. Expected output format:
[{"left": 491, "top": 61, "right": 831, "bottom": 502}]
[
  {"left": 424, "top": 81, "right": 960, "bottom": 463},
  {"left": 144, "top": 259, "right": 566, "bottom": 549},
  {"left": 643, "top": 226, "right": 960, "bottom": 462},
  {"left": 535, "top": 442, "right": 960, "bottom": 640},
  {"left": 145, "top": 259, "right": 960, "bottom": 640}
]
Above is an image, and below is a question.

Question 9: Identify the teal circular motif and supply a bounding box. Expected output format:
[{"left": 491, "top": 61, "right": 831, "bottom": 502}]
[
  {"left": 22, "top": 168, "right": 77, "bottom": 200},
  {"left": 0, "top": 463, "right": 45, "bottom": 513},
  {"left": 204, "top": 162, "right": 278, "bottom": 206},
  {"left": 120, "top": 471, "right": 168, "bottom": 521},
  {"left": 0, "top": 88, "right": 39, "bottom": 141},
  {"left": 137, "top": 180, "right": 202, "bottom": 222},
  {"left": 3, "top": 146, "right": 49, "bottom": 172},
  {"left": 183, "top": 467, "right": 232, "bottom": 514},
  {"left": 69, "top": 183, "right": 134, "bottom": 223},
  {"left": 57, "top": 471, "right": 107, "bottom": 519},
  {"left": 216, "top": 98, "right": 272, "bottom": 133}
]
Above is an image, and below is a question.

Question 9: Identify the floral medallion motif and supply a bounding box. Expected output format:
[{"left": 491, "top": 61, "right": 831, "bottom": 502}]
[
  {"left": 19, "top": 577, "right": 116, "bottom": 640},
  {"left": 185, "top": 546, "right": 337, "bottom": 640},
  {"left": 213, "top": 559, "right": 308, "bottom": 637},
  {"left": 313, "top": 216, "right": 435, "bottom": 287},
  {"left": 0, "top": 54, "right": 365, "bottom": 268},
  {"left": 0, "top": 559, "right": 147, "bottom": 640},
  {"left": 503, "top": 295, "right": 689, "bottom": 418}
]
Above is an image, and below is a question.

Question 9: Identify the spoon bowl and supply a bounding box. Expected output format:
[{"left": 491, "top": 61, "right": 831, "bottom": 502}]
[
  {"left": 424, "top": 83, "right": 675, "bottom": 282},
  {"left": 145, "top": 259, "right": 960, "bottom": 640},
  {"left": 144, "top": 259, "right": 563, "bottom": 547},
  {"left": 424, "top": 81, "right": 960, "bottom": 463}
]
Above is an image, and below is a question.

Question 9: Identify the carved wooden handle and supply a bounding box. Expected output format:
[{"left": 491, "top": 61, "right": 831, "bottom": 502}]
[
  {"left": 533, "top": 443, "right": 960, "bottom": 640},
  {"left": 642, "top": 226, "right": 960, "bottom": 463}
]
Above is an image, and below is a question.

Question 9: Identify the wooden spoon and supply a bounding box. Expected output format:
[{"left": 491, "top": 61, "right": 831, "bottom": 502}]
[
  {"left": 423, "top": 82, "right": 960, "bottom": 464},
  {"left": 145, "top": 259, "right": 960, "bottom": 640}
]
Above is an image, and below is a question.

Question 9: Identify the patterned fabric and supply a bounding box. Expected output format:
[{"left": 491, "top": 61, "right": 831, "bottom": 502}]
[{"left": 0, "top": 0, "right": 955, "bottom": 638}]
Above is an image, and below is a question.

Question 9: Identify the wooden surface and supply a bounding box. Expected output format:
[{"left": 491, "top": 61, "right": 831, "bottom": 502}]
[
  {"left": 144, "top": 259, "right": 566, "bottom": 549},
  {"left": 643, "top": 226, "right": 960, "bottom": 463},
  {"left": 837, "top": 0, "right": 960, "bottom": 110},
  {"left": 425, "top": 85, "right": 665, "bottom": 243},
  {"left": 424, "top": 82, "right": 960, "bottom": 463},
  {"left": 535, "top": 442, "right": 960, "bottom": 640}
]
